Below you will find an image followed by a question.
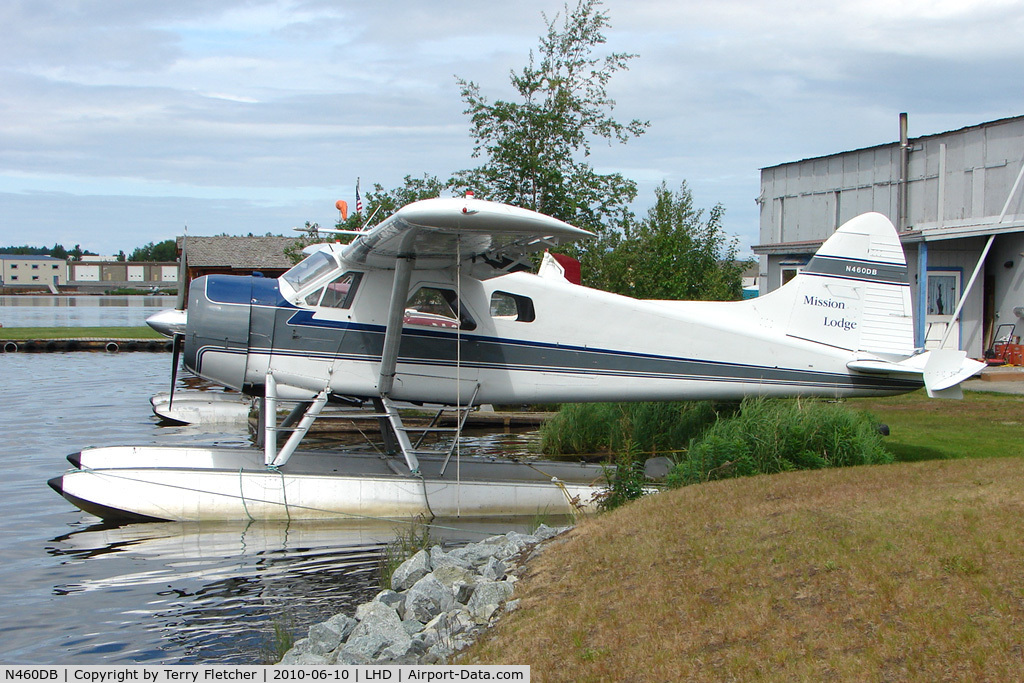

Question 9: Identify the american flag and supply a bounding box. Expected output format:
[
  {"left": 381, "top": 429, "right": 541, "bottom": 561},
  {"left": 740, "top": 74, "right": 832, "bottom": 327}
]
[{"left": 355, "top": 178, "right": 363, "bottom": 214}]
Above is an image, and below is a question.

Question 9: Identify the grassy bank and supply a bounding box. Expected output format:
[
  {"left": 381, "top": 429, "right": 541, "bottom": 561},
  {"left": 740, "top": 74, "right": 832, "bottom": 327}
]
[
  {"left": 463, "top": 456, "right": 1024, "bottom": 680},
  {"left": 460, "top": 390, "right": 1024, "bottom": 679},
  {"left": 0, "top": 326, "right": 162, "bottom": 340}
]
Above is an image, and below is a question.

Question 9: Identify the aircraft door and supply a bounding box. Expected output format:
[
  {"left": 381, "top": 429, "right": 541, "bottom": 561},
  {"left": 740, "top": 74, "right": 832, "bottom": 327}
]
[
  {"left": 248, "top": 275, "right": 280, "bottom": 385},
  {"left": 396, "top": 283, "right": 481, "bottom": 404},
  {"left": 276, "top": 272, "right": 365, "bottom": 394}
]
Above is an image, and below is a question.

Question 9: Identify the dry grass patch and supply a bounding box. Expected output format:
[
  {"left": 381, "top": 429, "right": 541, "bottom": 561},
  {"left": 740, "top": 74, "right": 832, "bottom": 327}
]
[{"left": 461, "top": 458, "right": 1024, "bottom": 681}]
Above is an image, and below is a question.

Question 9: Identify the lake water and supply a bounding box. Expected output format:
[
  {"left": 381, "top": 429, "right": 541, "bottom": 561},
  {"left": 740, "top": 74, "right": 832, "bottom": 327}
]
[
  {"left": 0, "top": 295, "right": 176, "bottom": 327},
  {"left": 0, "top": 352, "right": 546, "bottom": 665}
]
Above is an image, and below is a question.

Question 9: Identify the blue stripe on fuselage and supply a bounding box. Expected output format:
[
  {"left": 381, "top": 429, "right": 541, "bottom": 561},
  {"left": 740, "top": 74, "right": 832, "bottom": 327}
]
[{"left": 278, "top": 310, "right": 921, "bottom": 392}]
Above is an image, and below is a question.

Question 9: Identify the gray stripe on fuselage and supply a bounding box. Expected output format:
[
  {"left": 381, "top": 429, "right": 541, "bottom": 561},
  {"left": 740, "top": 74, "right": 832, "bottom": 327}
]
[
  {"left": 804, "top": 255, "right": 908, "bottom": 285},
  {"left": 262, "top": 311, "right": 922, "bottom": 393}
]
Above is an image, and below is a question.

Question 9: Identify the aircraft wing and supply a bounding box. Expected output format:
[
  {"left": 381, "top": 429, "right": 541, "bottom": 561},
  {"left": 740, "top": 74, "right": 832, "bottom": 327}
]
[{"left": 341, "top": 197, "right": 593, "bottom": 270}]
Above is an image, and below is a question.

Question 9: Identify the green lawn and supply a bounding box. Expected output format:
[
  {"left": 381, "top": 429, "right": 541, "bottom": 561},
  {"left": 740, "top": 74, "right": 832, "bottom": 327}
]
[
  {"left": 0, "top": 326, "right": 163, "bottom": 340},
  {"left": 849, "top": 389, "right": 1024, "bottom": 462}
]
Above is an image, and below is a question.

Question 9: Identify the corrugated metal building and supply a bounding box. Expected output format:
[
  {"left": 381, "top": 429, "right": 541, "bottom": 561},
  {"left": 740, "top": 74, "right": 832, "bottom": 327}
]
[
  {"left": 754, "top": 114, "right": 1024, "bottom": 358},
  {"left": 70, "top": 262, "right": 178, "bottom": 286}
]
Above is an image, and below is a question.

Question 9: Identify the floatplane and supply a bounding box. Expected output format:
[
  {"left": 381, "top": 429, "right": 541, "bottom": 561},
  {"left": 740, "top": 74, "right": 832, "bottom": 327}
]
[{"left": 49, "top": 197, "right": 984, "bottom": 523}]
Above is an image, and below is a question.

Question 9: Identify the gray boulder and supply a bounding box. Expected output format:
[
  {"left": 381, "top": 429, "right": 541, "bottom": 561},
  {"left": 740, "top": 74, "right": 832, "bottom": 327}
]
[
  {"left": 480, "top": 556, "right": 507, "bottom": 581},
  {"left": 431, "top": 564, "right": 477, "bottom": 590},
  {"left": 403, "top": 573, "right": 456, "bottom": 623},
  {"left": 448, "top": 541, "right": 503, "bottom": 568},
  {"left": 430, "top": 545, "right": 474, "bottom": 570},
  {"left": 305, "top": 613, "right": 356, "bottom": 654},
  {"left": 454, "top": 580, "right": 476, "bottom": 605},
  {"left": 372, "top": 589, "right": 406, "bottom": 614},
  {"left": 390, "top": 549, "right": 431, "bottom": 591},
  {"left": 467, "top": 580, "right": 515, "bottom": 624},
  {"left": 279, "top": 650, "right": 328, "bottom": 665},
  {"left": 344, "top": 602, "right": 410, "bottom": 660}
]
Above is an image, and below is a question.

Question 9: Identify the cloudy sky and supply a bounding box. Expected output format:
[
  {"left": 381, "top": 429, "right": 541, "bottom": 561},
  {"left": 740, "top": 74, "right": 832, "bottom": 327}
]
[{"left": 2, "top": 0, "right": 1023, "bottom": 257}]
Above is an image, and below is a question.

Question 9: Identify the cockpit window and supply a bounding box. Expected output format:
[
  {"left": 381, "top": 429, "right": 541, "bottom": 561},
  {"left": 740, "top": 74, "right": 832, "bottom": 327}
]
[
  {"left": 282, "top": 251, "right": 337, "bottom": 291},
  {"left": 320, "top": 272, "right": 362, "bottom": 308},
  {"left": 404, "top": 287, "right": 476, "bottom": 330}
]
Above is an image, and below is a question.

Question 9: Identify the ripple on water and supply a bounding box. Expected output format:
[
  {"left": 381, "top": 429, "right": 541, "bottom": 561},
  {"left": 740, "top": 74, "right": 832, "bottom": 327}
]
[{"left": 0, "top": 352, "right": 548, "bottom": 664}]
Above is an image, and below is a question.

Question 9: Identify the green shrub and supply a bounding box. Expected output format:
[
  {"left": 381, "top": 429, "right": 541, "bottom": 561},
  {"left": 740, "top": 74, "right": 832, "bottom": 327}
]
[
  {"left": 667, "top": 398, "right": 892, "bottom": 487},
  {"left": 595, "top": 444, "right": 649, "bottom": 511},
  {"left": 541, "top": 401, "right": 734, "bottom": 459}
]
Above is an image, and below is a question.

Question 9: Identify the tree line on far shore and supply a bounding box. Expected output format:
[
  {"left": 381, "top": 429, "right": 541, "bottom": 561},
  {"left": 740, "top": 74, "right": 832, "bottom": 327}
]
[{"left": 0, "top": 239, "right": 177, "bottom": 262}]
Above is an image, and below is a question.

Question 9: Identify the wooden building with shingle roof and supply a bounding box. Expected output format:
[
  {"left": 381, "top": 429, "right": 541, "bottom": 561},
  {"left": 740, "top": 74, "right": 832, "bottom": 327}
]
[
  {"left": 176, "top": 235, "right": 300, "bottom": 299},
  {"left": 178, "top": 236, "right": 298, "bottom": 278}
]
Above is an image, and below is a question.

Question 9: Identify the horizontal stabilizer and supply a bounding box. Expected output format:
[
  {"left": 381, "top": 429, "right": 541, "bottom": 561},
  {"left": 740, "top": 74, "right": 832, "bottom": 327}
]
[
  {"left": 923, "top": 349, "right": 986, "bottom": 396},
  {"left": 848, "top": 349, "right": 985, "bottom": 398}
]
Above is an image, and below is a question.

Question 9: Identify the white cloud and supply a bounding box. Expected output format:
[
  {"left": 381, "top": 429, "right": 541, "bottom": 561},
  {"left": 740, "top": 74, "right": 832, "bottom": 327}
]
[{"left": 1, "top": 0, "right": 1023, "bottom": 255}]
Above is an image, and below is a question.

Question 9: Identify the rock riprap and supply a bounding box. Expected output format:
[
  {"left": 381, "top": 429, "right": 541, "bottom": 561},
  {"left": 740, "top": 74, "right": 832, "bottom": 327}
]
[{"left": 279, "top": 524, "right": 568, "bottom": 665}]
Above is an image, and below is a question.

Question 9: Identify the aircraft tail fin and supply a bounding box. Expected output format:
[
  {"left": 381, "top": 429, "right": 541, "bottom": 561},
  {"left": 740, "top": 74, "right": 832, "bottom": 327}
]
[
  {"left": 769, "top": 212, "right": 984, "bottom": 396},
  {"left": 780, "top": 212, "right": 916, "bottom": 356}
]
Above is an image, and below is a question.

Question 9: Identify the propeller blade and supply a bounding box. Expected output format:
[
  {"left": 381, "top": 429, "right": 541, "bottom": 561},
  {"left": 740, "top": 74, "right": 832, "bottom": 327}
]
[
  {"left": 168, "top": 334, "right": 183, "bottom": 410},
  {"left": 175, "top": 231, "right": 187, "bottom": 311}
]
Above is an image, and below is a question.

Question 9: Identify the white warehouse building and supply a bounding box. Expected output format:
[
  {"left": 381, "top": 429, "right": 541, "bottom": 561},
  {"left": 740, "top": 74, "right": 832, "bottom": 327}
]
[{"left": 753, "top": 114, "right": 1024, "bottom": 358}]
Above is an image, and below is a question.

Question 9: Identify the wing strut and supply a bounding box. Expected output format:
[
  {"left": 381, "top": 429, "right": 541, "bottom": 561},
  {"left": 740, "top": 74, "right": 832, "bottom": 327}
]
[{"left": 378, "top": 254, "right": 415, "bottom": 397}]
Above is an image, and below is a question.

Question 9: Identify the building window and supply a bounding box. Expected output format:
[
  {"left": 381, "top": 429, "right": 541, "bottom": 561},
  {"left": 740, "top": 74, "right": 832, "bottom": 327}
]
[
  {"left": 781, "top": 266, "right": 802, "bottom": 286},
  {"left": 927, "top": 272, "right": 959, "bottom": 316}
]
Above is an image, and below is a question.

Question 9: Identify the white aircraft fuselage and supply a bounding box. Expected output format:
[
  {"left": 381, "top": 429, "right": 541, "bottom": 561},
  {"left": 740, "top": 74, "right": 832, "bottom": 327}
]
[
  {"left": 186, "top": 264, "right": 923, "bottom": 407},
  {"left": 180, "top": 202, "right": 985, "bottom": 408}
]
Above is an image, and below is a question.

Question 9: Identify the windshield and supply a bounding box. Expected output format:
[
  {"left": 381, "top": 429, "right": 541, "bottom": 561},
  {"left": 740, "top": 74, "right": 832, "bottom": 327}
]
[{"left": 282, "top": 251, "right": 338, "bottom": 291}]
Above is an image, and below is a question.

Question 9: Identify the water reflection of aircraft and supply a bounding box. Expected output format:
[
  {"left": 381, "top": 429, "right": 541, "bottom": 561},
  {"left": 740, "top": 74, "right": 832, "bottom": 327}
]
[
  {"left": 50, "top": 197, "right": 984, "bottom": 523},
  {"left": 150, "top": 391, "right": 253, "bottom": 426}
]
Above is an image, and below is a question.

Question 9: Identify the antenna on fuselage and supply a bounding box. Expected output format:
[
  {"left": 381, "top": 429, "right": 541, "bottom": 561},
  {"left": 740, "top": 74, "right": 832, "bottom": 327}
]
[{"left": 359, "top": 206, "right": 381, "bottom": 231}]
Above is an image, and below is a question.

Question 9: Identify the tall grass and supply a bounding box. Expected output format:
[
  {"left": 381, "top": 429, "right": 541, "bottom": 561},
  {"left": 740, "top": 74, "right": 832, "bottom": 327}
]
[
  {"left": 377, "top": 516, "right": 434, "bottom": 589},
  {"left": 258, "top": 614, "right": 296, "bottom": 664},
  {"left": 668, "top": 397, "right": 892, "bottom": 486},
  {"left": 540, "top": 400, "right": 732, "bottom": 458},
  {"left": 594, "top": 444, "right": 648, "bottom": 512}
]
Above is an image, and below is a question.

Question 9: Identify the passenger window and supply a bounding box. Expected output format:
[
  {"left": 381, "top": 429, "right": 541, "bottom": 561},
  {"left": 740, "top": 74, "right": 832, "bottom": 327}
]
[
  {"left": 490, "top": 291, "right": 535, "bottom": 322},
  {"left": 404, "top": 287, "right": 476, "bottom": 330}
]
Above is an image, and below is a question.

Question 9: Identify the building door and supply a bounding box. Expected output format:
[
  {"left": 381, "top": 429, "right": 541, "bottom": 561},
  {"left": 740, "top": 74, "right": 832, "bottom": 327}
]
[{"left": 924, "top": 270, "right": 961, "bottom": 349}]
